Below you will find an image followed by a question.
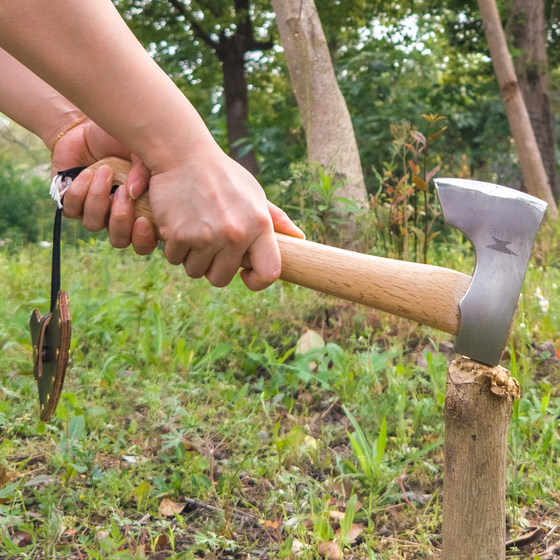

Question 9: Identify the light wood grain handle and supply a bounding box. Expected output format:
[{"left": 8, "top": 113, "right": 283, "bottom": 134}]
[{"left": 88, "top": 157, "right": 471, "bottom": 334}]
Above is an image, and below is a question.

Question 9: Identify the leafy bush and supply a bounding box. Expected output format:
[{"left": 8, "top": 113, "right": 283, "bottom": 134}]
[{"left": 0, "top": 161, "right": 52, "bottom": 243}]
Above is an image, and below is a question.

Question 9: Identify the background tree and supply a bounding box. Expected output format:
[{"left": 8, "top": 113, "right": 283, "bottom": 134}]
[
  {"left": 427, "top": 0, "right": 558, "bottom": 196},
  {"left": 3, "top": 0, "right": 559, "bottom": 225},
  {"left": 507, "top": 0, "right": 558, "bottom": 198},
  {"left": 477, "top": 0, "right": 557, "bottom": 216},
  {"left": 271, "top": 0, "right": 368, "bottom": 207},
  {"left": 116, "top": 0, "right": 275, "bottom": 175}
]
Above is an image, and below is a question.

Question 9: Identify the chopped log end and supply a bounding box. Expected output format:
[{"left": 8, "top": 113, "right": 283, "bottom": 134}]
[{"left": 448, "top": 357, "right": 521, "bottom": 400}]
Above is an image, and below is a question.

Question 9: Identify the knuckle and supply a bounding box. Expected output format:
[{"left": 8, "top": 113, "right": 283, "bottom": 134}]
[
  {"left": 87, "top": 186, "right": 109, "bottom": 203},
  {"left": 253, "top": 212, "right": 272, "bottom": 233},
  {"left": 263, "top": 264, "right": 282, "bottom": 285},
  {"left": 164, "top": 246, "right": 184, "bottom": 265},
  {"left": 184, "top": 264, "right": 204, "bottom": 279},
  {"left": 62, "top": 206, "right": 80, "bottom": 219},
  {"left": 208, "top": 276, "right": 231, "bottom": 288},
  {"left": 206, "top": 267, "right": 236, "bottom": 288},
  {"left": 192, "top": 225, "right": 214, "bottom": 247},
  {"left": 221, "top": 222, "right": 245, "bottom": 246}
]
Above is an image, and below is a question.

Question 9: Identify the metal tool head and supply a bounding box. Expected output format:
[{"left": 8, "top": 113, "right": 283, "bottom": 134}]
[
  {"left": 434, "top": 178, "right": 547, "bottom": 366},
  {"left": 30, "top": 291, "right": 71, "bottom": 421}
]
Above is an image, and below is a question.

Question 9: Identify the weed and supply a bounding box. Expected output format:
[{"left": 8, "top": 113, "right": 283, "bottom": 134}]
[{"left": 364, "top": 114, "right": 447, "bottom": 261}]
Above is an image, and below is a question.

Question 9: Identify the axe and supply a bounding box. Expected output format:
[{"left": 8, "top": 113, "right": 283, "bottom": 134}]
[{"left": 83, "top": 157, "right": 546, "bottom": 366}]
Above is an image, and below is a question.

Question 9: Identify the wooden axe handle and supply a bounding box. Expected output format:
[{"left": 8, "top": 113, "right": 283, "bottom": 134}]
[{"left": 89, "top": 157, "right": 471, "bottom": 335}]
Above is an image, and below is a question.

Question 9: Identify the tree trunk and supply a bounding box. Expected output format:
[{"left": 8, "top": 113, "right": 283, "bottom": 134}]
[
  {"left": 218, "top": 35, "right": 259, "bottom": 176},
  {"left": 166, "top": 0, "right": 268, "bottom": 176},
  {"left": 510, "top": 0, "right": 557, "bottom": 199},
  {"left": 477, "top": 0, "right": 558, "bottom": 219},
  {"left": 271, "top": 0, "right": 367, "bottom": 207},
  {"left": 442, "top": 357, "right": 521, "bottom": 560}
]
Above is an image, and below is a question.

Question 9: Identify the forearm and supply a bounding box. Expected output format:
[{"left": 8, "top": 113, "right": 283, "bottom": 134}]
[
  {"left": 0, "top": 48, "right": 84, "bottom": 148},
  {"left": 0, "top": 0, "right": 216, "bottom": 171}
]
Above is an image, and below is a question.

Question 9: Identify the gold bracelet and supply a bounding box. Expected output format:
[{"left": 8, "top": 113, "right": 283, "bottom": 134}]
[{"left": 50, "top": 115, "right": 89, "bottom": 160}]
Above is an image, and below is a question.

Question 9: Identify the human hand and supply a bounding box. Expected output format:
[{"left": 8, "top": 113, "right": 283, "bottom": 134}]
[
  {"left": 51, "top": 119, "right": 157, "bottom": 255},
  {"left": 148, "top": 144, "right": 304, "bottom": 290}
]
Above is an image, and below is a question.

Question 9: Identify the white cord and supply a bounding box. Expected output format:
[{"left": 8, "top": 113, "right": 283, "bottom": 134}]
[{"left": 49, "top": 175, "right": 73, "bottom": 209}]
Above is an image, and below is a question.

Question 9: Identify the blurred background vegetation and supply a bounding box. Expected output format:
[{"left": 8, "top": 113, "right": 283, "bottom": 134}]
[{"left": 0, "top": 0, "right": 558, "bottom": 249}]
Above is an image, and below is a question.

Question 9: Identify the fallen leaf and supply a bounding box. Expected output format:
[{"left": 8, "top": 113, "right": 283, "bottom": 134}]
[
  {"left": 24, "top": 474, "right": 56, "bottom": 487},
  {"left": 296, "top": 330, "right": 325, "bottom": 355},
  {"left": 328, "top": 510, "right": 345, "bottom": 522},
  {"left": 64, "top": 529, "right": 78, "bottom": 537},
  {"left": 336, "top": 522, "right": 365, "bottom": 544},
  {"left": 291, "top": 538, "right": 305, "bottom": 554},
  {"left": 301, "top": 435, "right": 318, "bottom": 451},
  {"left": 505, "top": 527, "right": 546, "bottom": 550},
  {"left": 12, "top": 531, "right": 33, "bottom": 548},
  {"left": 152, "top": 533, "right": 170, "bottom": 552},
  {"left": 317, "top": 540, "right": 343, "bottom": 559},
  {"left": 158, "top": 497, "right": 186, "bottom": 517},
  {"left": 122, "top": 455, "right": 148, "bottom": 464}
]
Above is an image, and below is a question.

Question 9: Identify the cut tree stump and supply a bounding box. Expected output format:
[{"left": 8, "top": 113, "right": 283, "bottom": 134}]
[{"left": 442, "top": 357, "right": 521, "bottom": 560}]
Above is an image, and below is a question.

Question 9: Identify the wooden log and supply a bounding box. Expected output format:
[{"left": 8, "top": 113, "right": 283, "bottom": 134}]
[{"left": 442, "top": 357, "right": 521, "bottom": 560}]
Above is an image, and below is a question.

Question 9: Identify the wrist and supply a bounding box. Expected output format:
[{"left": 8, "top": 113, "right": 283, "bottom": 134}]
[
  {"left": 42, "top": 107, "right": 87, "bottom": 155},
  {"left": 49, "top": 115, "right": 88, "bottom": 159},
  {"left": 118, "top": 90, "right": 219, "bottom": 172}
]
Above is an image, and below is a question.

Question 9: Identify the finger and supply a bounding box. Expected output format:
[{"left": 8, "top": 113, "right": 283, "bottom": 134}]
[
  {"left": 131, "top": 217, "right": 158, "bottom": 255},
  {"left": 82, "top": 165, "right": 113, "bottom": 232},
  {"left": 108, "top": 186, "right": 134, "bottom": 248},
  {"left": 268, "top": 201, "right": 306, "bottom": 239},
  {"left": 204, "top": 247, "right": 245, "bottom": 287},
  {"left": 62, "top": 168, "right": 93, "bottom": 219},
  {"left": 127, "top": 155, "right": 151, "bottom": 200},
  {"left": 163, "top": 237, "right": 189, "bottom": 265},
  {"left": 239, "top": 230, "right": 281, "bottom": 291},
  {"left": 182, "top": 246, "right": 216, "bottom": 279}
]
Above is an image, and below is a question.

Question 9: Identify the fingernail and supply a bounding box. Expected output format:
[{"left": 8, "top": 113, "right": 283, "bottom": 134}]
[
  {"left": 128, "top": 180, "right": 140, "bottom": 200},
  {"left": 292, "top": 225, "right": 306, "bottom": 239},
  {"left": 96, "top": 164, "right": 113, "bottom": 183},
  {"left": 135, "top": 216, "right": 151, "bottom": 235},
  {"left": 115, "top": 185, "right": 127, "bottom": 200}
]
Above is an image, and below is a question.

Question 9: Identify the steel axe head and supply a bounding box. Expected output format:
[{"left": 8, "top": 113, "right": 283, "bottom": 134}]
[{"left": 434, "top": 178, "right": 547, "bottom": 366}]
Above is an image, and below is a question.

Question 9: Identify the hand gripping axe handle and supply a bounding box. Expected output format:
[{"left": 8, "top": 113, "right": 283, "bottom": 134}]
[{"left": 87, "top": 157, "right": 547, "bottom": 366}]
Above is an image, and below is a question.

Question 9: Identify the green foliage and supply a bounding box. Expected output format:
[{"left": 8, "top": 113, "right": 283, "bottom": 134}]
[
  {"left": 111, "top": 0, "right": 531, "bottom": 195},
  {"left": 360, "top": 114, "right": 447, "bottom": 261},
  {"left": 336, "top": 18, "right": 514, "bottom": 192},
  {"left": 342, "top": 408, "right": 389, "bottom": 490},
  {"left": 1, "top": 233, "right": 560, "bottom": 556},
  {"left": 0, "top": 161, "right": 51, "bottom": 243},
  {"left": 268, "top": 162, "right": 361, "bottom": 244}
]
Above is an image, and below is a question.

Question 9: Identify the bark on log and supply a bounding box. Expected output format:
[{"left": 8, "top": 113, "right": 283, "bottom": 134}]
[{"left": 442, "top": 357, "right": 521, "bottom": 560}]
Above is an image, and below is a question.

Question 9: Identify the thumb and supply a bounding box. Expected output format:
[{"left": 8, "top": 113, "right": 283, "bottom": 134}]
[
  {"left": 267, "top": 201, "right": 305, "bottom": 239},
  {"left": 126, "top": 154, "right": 151, "bottom": 200}
]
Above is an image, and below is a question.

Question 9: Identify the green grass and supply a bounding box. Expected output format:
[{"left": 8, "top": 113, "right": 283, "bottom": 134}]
[{"left": 1, "top": 231, "right": 560, "bottom": 559}]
